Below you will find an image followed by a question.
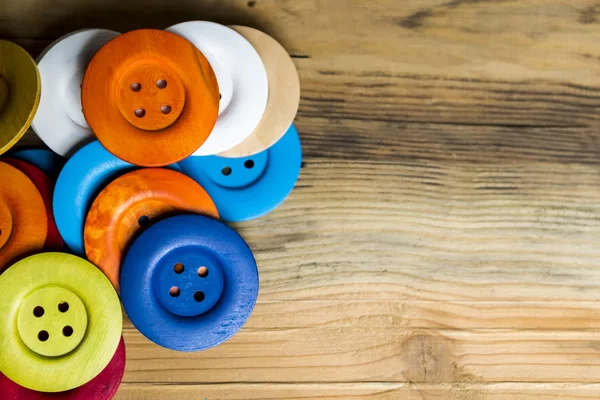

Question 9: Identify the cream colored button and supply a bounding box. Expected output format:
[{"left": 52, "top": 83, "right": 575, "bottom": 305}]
[{"left": 219, "top": 26, "right": 300, "bottom": 158}]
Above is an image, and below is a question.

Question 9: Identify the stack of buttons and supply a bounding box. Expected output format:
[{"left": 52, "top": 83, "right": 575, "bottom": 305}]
[{"left": 0, "top": 20, "right": 301, "bottom": 399}]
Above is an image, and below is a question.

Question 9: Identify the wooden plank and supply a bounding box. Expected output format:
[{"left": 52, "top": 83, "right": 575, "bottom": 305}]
[
  {"left": 119, "top": 300, "right": 600, "bottom": 387},
  {"left": 122, "top": 300, "right": 600, "bottom": 331},
  {"left": 120, "top": 327, "right": 600, "bottom": 384},
  {"left": 113, "top": 383, "right": 600, "bottom": 400},
  {"left": 209, "top": 160, "right": 600, "bottom": 303},
  {"left": 2, "top": 1, "right": 600, "bottom": 78}
]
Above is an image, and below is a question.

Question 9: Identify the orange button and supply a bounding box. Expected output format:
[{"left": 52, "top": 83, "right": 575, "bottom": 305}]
[
  {"left": 83, "top": 168, "right": 219, "bottom": 292},
  {"left": 0, "top": 162, "right": 47, "bottom": 271},
  {"left": 82, "top": 30, "right": 219, "bottom": 167},
  {"left": 117, "top": 64, "right": 186, "bottom": 131}
]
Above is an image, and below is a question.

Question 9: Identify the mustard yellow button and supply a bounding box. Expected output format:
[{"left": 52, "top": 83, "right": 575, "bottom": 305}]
[
  {"left": 0, "top": 41, "right": 40, "bottom": 156},
  {"left": 0, "top": 253, "right": 122, "bottom": 393}
]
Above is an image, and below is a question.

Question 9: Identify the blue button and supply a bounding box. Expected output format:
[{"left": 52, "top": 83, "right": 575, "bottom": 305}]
[
  {"left": 8, "top": 147, "right": 65, "bottom": 178},
  {"left": 120, "top": 214, "right": 259, "bottom": 352},
  {"left": 178, "top": 124, "right": 301, "bottom": 222},
  {"left": 155, "top": 250, "right": 224, "bottom": 317},
  {"left": 53, "top": 141, "right": 181, "bottom": 255},
  {"left": 53, "top": 141, "right": 135, "bottom": 255}
]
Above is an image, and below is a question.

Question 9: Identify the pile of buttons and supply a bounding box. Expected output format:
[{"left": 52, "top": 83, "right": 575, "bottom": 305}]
[{"left": 0, "top": 21, "right": 301, "bottom": 398}]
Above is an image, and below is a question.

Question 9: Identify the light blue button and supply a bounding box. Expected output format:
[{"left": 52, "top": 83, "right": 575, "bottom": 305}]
[{"left": 178, "top": 124, "right": 301, "bottom": 222}]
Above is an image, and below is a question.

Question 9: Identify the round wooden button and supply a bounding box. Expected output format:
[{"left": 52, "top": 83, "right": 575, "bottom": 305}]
[
  {"left": 179, "top": 124, "right": 301, "bottom": 222},
  {"left": 7, "top": 147, "right": 65, "bottom": 178},
  {"left": 32, "top": 29, "right": 120, "bottom": 157},
  {"left": 0, "top": 337, "right": 125, "bottom": 400},
  {"left": 0, "top": 162, "right": 47, "bottom": 272},
  {"left": 82, "top": 29, "right": 220, "bottom": 166},
  {"left": 166, "top": 22, "right": 268, "bottom": 156},
  {"left": 0, "top": 253, "right": 122, "bottom": 392},
  {"left": 219, "top": 26, "right": 300, "bottom": 158},
  {"left": 84, "top": 168, "right": 219, "bottom": 292},
  {"left": 3, "top": 158, "right": 64, "bottom": 250},
  {"left": 121, "top": 214, "right": 258, "bottom": 351},
  {"left": 54, "top": 141, "right": 135, "bottom": 256},
  {"left": 0, "top": 41, "right": 40, "bottom": 156}
]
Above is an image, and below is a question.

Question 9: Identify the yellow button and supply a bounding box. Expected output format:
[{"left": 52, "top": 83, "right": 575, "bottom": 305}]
[
  {"left": 17, "top": 287, "right": 88, "bottom": 357},
  {"left": 0, "top": 253, "right": 122, "bottom": 393}
]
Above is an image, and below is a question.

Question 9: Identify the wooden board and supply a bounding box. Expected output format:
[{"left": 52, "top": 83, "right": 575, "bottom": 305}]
[{"left": 4, "top": 0, "right": 600, "bottom": 399}]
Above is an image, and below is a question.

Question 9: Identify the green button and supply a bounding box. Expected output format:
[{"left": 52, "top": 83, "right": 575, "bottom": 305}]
[{"left": 17, "top": 286, "right": 88, "bottom": 357}]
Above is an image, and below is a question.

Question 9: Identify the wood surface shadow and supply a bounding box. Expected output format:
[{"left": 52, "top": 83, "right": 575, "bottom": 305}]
[{"left": 0, "top": 0, "right": 267, "bottom": 41}]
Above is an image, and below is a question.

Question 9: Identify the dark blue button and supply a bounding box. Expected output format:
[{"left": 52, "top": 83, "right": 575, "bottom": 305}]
[
  {"left": 155, "top": 251, "right": 224, "bottom": 317},
  {"left": 7, "top": 147, "right": 65, "bottom": 178},
  {"left": 178, "top": 124, "right": 301, "bottom": 222},
  {"left": 120, "top": 214, "right": 259, "bottom": 352}
]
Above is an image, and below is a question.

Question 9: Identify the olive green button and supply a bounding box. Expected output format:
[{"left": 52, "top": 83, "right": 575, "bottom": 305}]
[
  {"left": 17, "top": 287, "right": 87, "bottom": 357},
  {"left": 0, "top": 75, "right": 8, "bottom": 114}
]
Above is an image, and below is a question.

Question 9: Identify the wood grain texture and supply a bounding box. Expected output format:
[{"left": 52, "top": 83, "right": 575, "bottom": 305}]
[
  {"left": 82, "top": 29, "right": 219, "bottom": 166},
  {"left": 84, "top": 168, "right": 218, "bottom": 292},
  {"left": 5, "top": 0, "right": 600, "bottom": 398}
]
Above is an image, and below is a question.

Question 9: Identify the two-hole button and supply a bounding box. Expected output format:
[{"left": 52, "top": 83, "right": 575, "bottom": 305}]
[{"left": 17, "top": 287, "right": 88, "bottom": 357}]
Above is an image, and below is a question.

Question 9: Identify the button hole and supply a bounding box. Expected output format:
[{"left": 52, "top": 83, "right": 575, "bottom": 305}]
[
  {"left": 169, "top": 286, "right": 180, "bottom": 297},
  {"left": 221, "top": 166, "right": 232, "bottom": 176},
  {"left": 63, "top": 326, "right": 73, "bottom": 337},
  {"left": 138, "top": 215, "right": 150, "bottom": 227},
  {"left": 244, "top": 160, "right": 255, "bottom": 169},
  {"left": 156, "top": 79, "right": 167, "bottom": 89},
  {"left": 58, "top": 302, "right": 69, "bottom": 313},
  {"left": 135, "top": 108, "right": 146, "bottom": 118},
  {"left": 161, "top": 105, "right": 172, "bottom": 114},
  {"left": 174, "top": 263, "right": 184, "bottom": 274},
  {"left": 130, "top": 83, "right": 141, "bottom": 92},
  {"left": 33, "top": 306, "right": 44, "bottom": 317},
  {"left": 197, "top": 266, "right": 209, "bottom": 278},
  {"left": 38, "top": 331, "right": 49, "bottom": 342},
  {"left": 194, "top": 291, "right": 205, "bottom": 302}
]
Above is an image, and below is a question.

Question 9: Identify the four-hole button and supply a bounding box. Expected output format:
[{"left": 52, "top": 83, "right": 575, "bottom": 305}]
[
  {"left": 117, "top": 64, "right": 185, "bottom": 131},
  {"left": 17, "top": 287, "right": 88, "bottom": 357},
  {"left": 156, "top": 251, "right": 225, "bottom": 317}
]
